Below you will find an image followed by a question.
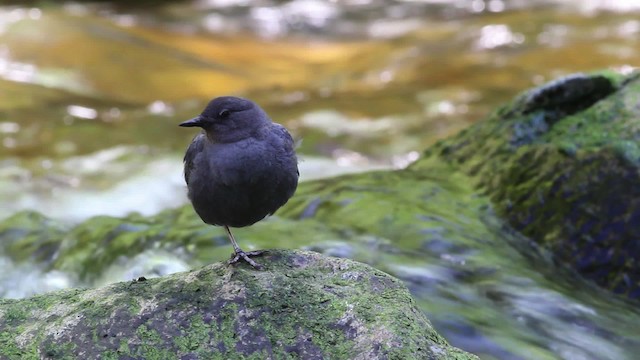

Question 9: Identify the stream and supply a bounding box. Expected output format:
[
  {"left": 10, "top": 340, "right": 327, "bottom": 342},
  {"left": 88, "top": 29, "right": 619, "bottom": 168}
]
[{"left": 1, "top": 1, "right": 639, "bottom": 359}]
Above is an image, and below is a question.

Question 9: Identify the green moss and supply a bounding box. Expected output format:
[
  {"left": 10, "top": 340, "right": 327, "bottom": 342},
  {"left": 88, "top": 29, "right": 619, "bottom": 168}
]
[
  {"left": 251, "top": 270, "right": 352, "bottom": 357},
  {"left": 134, "top": 325, "right": 173, "bottom": 359},
  {"left": 1, "top": 303, "right": 30, "bottom": 325},
  {"left": 216, "top": 301, "right": 239, "bottom": 354},
  {"left": 41, "top": 341, "right": 77, "bottom": 360},
  {"left": 173, "top": 316, "right": 210, "bottom": 354},
  {"left": 0, "top": 211, "right": 66, "bottom": 263},
  {"left": 53, "top": 217, "right": 155, "bottom": 279},
  {"left": 0, "top": 331, "right": 31, "bottom": 360}
]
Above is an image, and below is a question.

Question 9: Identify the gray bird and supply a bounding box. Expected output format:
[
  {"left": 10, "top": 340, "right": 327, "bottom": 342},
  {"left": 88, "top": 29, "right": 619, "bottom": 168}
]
[{"left": 179, "top": 96, "right": 299, "bottom": 269}]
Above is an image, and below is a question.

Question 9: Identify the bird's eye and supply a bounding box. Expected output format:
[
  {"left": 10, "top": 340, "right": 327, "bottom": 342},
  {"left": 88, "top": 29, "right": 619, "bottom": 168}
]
[{"left": 219, "top": 109, "right": 231, "bottom": 118}]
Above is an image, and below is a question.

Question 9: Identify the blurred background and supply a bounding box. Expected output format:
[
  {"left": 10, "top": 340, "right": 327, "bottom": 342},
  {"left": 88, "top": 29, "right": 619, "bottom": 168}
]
[
  {"left": 1, "top": 0, "right": 637, "bottom": 223},
  {"left": 1, "top": 1, "right": 640, "bottom": 359}
]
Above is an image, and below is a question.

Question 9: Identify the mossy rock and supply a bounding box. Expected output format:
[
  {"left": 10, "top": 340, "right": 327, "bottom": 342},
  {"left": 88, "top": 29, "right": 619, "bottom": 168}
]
[
  {"left": 0, "top": 249, "right": 477, "bottom": 360},
  {"left": 0, "top": 211, "right": 66, "bottom": 264},
  {"left": 417, "top": 71, "right": 640, "bottom": 297},
  {"left": 0, "top": 156, "right": 495, "bottom": 288}
]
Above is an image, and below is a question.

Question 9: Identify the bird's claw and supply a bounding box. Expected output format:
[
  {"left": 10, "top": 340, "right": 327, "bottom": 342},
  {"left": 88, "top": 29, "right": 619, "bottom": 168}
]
[{"left": 228, "top": 250, "right": 267, "bottom": 270}]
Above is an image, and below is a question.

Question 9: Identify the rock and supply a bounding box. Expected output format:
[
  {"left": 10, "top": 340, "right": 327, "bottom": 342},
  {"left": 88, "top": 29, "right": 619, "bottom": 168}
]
[
  {"left": 418, "top": 70, "right": 640, "bottom": 298},
  {"left": 0, "top": 211, "right": 65, "bottom": 265},
  {"left": 0, "top": 249, "right": 477, "bottom": 360}
]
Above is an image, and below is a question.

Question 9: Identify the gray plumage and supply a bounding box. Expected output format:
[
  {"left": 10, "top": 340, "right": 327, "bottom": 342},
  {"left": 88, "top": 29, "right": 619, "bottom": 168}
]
[{"left": 180, "top": 96, "right": 299, "bottom": 269}]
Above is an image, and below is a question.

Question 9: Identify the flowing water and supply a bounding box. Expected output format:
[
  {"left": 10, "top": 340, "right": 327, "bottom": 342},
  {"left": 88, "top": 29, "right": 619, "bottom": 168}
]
[{"left": 1, "top": 1, "right": 639, "bottom": 359}]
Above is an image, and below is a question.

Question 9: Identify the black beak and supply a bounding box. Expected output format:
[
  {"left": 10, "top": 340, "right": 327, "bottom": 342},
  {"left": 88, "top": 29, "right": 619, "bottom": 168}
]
[{"left": 179, "top": 116, "right": 203, "bottom": 127}]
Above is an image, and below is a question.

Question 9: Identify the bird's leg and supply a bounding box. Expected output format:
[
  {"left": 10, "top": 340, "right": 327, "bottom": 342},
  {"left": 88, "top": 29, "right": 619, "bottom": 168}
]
[{"left": 224, "top": 226, "right": 266, "bottom": 270}]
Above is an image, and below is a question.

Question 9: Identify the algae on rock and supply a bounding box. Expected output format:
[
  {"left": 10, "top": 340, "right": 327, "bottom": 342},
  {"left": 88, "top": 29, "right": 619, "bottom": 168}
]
[
  {"left": 417, "top": 71, "right": 640, "bottom": 297},
  {"left": 0, "top": 250, "right": 477, "bottom": 360}
]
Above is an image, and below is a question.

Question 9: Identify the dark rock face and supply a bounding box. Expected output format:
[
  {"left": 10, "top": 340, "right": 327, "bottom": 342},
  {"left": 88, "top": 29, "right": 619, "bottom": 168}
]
[
  {"left": 420, "top": 71, "right": 640, "bottom": 298},
  {"left": 0, "top": 250, "right": 477, "bottom": 360},
  {"left": 512, "top": 73, "right": 616, "bottom": 121}
]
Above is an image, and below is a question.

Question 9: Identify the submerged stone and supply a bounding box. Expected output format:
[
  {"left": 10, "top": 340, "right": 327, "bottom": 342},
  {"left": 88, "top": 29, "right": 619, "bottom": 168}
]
[{"left": 0, "top": 249, "right": 477, "bottom": 360}]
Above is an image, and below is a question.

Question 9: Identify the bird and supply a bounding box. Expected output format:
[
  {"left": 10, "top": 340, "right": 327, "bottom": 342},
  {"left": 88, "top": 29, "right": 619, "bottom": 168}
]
[{"left": 179, "top": 96, "right": 299, "bottom": 269}]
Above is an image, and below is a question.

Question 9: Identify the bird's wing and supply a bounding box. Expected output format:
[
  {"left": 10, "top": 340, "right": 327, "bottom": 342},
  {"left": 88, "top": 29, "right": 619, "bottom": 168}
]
[
  {"left": 272, "top": 123, "right": 295, "bottom": 150},
  {"left": 183, "top": 133, "right": 205, "bottom": 185},
  {"left": 272, "top": 123, "right": 300, "bottom": 176}
]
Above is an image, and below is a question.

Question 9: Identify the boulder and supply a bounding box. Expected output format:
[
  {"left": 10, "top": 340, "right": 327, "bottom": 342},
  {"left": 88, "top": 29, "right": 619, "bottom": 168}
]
[
  {"left": 0, "top": 249, "right": 477, "bottom": 360},
  {"left": 418, "top": 71, "right": 640, "bottom": 297}
]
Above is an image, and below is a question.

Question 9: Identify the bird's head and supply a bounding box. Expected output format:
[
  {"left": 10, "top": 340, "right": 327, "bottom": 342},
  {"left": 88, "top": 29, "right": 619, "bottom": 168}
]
[{"left": 179, "top": 96, "right": 270, "bottom": 142}]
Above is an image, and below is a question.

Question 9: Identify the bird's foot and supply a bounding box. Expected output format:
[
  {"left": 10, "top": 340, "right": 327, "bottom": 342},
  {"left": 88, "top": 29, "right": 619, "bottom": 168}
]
[{"left": 228, "top": 250, "right": 267, "bottom": 270}]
